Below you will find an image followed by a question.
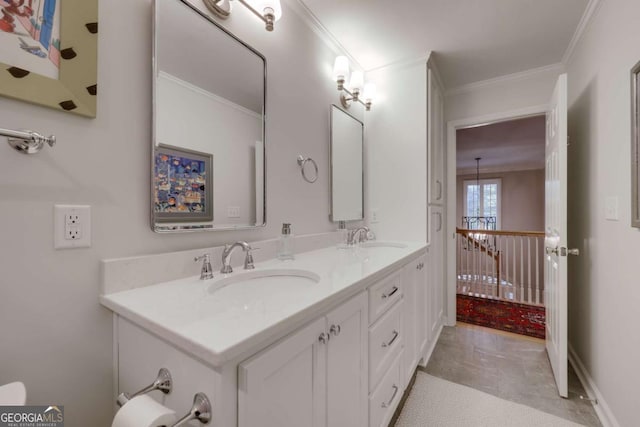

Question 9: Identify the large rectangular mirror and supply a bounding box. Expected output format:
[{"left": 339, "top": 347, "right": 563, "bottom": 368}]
[
  {"left": 330, "top": 105, "right": 364, "bottom": 222},
  {"left": 152, "top": 0, "right": 266, "bottom": 232}
]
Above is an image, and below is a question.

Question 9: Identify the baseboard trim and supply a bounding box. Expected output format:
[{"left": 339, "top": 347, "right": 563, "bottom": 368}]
[
  {"left": 418, "top": 323, "right": 444, "bottom": 368},
  {"left": 568, "top": 343, "right": 620, "bottom": 427}
]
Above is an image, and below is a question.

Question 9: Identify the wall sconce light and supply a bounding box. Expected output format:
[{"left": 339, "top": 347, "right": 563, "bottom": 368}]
[
  {"left": 332, "top": 56, "right": 375, "bottom": 111},
  {"left": 203, "top": 0, "right": 282, "bottom": 32}
]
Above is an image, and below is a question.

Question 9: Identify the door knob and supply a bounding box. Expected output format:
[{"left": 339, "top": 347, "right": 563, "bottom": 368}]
[
  {"left": 561, "top": 247, "right": 580, "bottom": 256},
  {"left": 545, "top": 247, "right": 559, "bottom": 256}
]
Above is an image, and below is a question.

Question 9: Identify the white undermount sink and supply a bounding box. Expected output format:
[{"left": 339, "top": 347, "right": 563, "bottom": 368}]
[
  {"left": 208, "top": 269, "right": 321, "bottom": 295},
  {"left": 360, "top": 241, "right": 408, "bottom": 249}
]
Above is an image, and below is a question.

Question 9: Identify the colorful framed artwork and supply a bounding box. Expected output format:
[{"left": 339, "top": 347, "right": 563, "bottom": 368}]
[
  {"left": 0, "top": 0, "right": 98, "bottom": 117},
  {"left": 154, "top": 145, "right": 213, "bottom": 223}
]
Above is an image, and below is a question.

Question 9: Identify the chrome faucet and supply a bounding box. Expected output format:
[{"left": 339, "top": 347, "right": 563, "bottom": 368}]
[
  {"left": 220, "top": 241, "right": 254, "bottom": 274},
  {"left": 348, "top": 226, "right": 371, "bottom": 246},
  {"left": 194, "top": 254, "right": 214, "bottom": 280}
]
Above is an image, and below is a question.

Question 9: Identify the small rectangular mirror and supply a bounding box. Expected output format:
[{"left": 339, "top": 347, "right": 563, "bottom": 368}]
[
  {"left": 632, "top": 61, "right": 640, "bottom": 228},
  {"left": 330, "top": 105, "right": 364, "bottom": 222},
  {"left": 152, "top": 0, "right": 266, "bottom": 232}
]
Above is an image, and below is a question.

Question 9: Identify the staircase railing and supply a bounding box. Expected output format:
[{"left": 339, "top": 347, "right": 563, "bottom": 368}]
[{"left": 456, "top": 228, "right": 545, "bottom": 305}]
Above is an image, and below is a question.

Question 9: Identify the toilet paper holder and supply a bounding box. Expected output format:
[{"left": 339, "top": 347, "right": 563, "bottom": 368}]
[
  {"left": 116, "top": 368, "right": 172, "bottom": 407},
  {"left": 172, "top": 393, "right": 211, "bottom": 426}
]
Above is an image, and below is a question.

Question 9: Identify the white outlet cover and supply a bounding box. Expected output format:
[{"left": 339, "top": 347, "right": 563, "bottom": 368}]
[
  {"left": 370, "top": 209, "right": 380, "bottom": 224},
  {"left": 54, "top": 205, "right": 92, "bottom": 249},
  {"left": 227, "top": 206, "right": 240, "bottom": 218},
  {"left": 605, "top": 196, "right": 619, "bottom": 221}
]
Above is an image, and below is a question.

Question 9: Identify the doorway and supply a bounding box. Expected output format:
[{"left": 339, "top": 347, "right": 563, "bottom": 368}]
[{"left": 453, "top": 115, "right": 546, "bottom": 338}]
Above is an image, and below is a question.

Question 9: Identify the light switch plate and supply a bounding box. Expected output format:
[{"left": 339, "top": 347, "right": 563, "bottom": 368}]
[
  {"left": 605, "top": 196, "right": 619, "bottom": 221},
  {"left": 371, "top": 209, "right": 380, "bottom": 223},
  {"left": 54, "top": 205, "right": 91, "bottom": 249},
  {"left": 227, "top": 206, "right": 240, "bottom": 218}
]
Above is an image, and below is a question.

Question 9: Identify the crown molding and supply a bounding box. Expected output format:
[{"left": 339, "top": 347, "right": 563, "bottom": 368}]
[
  {"left": 457, "top": 164, "right": 545, "bottom": 176},
  {"left": 285, "top": 0, "right": 365, "bottom": 72},
  {"left": 365, "top": 52, "right": 432, "bottom": 75},
  {"left": 445, "top": 62, "right": 565, "bottom": 97},
  {"left": 562, "top": 0, "right": 604, "bottom": 65}
]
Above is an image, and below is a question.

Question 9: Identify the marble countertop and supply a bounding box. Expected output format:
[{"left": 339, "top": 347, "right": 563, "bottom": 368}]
[{"left": 100, "top": 241, "right": 427, "bottom": 368}]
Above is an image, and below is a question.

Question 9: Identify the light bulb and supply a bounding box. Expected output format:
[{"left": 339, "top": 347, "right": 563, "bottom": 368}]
[
  {"left": 363, "top": 82, "right": 377, "bottom": 102},
  {"left": 349, "top": 71, "right": 364, "bottom": 92},
  {"left": 333, "top": 56, "right": 350, "bottom": 82},
  {"left": 259, "top": 0, "right": 282, "bottom": 21}
]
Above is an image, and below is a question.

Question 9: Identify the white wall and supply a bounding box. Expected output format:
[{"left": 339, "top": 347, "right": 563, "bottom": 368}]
[
  {"left": 456, "top": 169, "right": 545, "bottom": 231},
  {"left": 0, "top": 1, "right": 362, "bottom": 426},
  {"left": 365, "top": 61, "right": 428, "bottom": 242},
  {"left": 157, "top": 73, "right": 262, "bottom": 225},
  {"left": 445, "top": 65, "right": 563, "bottom": 123},
  {"left": 565, "top": 1, "right": 640, "bottom": 425}
]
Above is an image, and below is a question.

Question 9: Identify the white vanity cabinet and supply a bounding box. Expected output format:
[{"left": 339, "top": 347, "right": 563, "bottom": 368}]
[
  {"left": 401, "top": 254, "right": 428, "bottom": 386},
  {"left": 107, "top": 244, "right": 439, "bottom": 427},
  {"left": 238, "top": 292, "right": 368, "bottom": 427}
]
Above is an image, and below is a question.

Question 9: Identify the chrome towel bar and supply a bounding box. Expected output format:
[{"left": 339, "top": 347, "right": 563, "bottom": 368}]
[
  {"left": 1, "top": 127, "right": 56, "bottom": 154},
  {"left": 116, "top": 368, "right": 172, "bottom": 407}
]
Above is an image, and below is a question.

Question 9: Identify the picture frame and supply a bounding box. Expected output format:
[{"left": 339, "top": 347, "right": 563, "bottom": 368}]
[
  {"left": 154, "top": 144, "right": 214, "bottom": 223},
  {"left": 631, "top": 61, "right": 640, "bottom": 228},
  {"left": 0, "top": 0, "right": 98, "bottom": 117}
]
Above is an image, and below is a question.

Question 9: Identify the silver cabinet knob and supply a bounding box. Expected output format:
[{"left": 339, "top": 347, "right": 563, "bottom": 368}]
[
  {"left": 318, "top": 332, "right": 329, "bottom": 344},
  {"left": 329, "top": 324, "right": 341, "bottom": 336}
]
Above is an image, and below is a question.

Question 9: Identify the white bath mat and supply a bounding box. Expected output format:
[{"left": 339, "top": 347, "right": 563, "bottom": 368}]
[{"left": 395, "top": 372, "right": 584, "bottom": 427}]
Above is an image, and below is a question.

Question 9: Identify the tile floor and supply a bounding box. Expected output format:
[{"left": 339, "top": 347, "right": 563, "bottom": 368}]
[{"left": 415, "top": 323, "right": 601, "bottom": 426}]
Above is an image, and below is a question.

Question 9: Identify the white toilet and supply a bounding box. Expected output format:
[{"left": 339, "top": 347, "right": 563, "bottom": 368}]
[{"left": 0, "top": 382, "right": 26, "bottom": 405}]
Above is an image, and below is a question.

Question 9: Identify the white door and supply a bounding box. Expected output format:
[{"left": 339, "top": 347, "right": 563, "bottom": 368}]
[
  {"left": 238, "top": 317, "right": 327, "bottom": 427},
  {"left": 544, "top": 73, "right": 569, "bottom": 398},
  {"left": 326, "top": 293, "right": 368, "bottom": 427}
]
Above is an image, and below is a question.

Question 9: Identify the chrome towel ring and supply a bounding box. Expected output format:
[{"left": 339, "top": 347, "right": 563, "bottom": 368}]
[{"left": 297, "top": 155, "right": 318, "bottom": 183}]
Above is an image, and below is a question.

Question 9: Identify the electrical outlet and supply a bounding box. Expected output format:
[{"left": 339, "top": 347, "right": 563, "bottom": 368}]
[
  {"left": 227, "top": 206, "right": 240, "bottom": 218},
  {"left": 370, "top": 209, "right": 380, "bottom": 224},
  {"left": 54, "top": 205, "right": 91, "bottom": 249}
]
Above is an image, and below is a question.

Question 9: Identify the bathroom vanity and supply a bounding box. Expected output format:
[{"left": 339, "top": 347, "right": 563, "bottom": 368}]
[{"left": 101, "top": 240, "right": 443, "bottom": 427}]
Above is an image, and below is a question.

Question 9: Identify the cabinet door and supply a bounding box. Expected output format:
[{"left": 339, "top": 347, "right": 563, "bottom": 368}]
[
  {"left": 429, "top": 206, "right": 444, "bottom": 338},
  {"left": 326, "top": 292, "right": 368, "bottom": 427},
  {"left": 238, "top": 317, "right": 327, "bottom": 427},
  {"left": 414, "top": 253, "right": 429, "bottom": 360},
  {"left": 428, "top": 67, "right": 445, "bottom": 205},
  {"left": 401, "top": 259, "right": 417, "bottom": 387}
]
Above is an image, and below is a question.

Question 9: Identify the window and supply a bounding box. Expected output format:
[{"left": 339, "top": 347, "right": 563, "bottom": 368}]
[{"left": 463, "top": 178, "right": 501, "bottom": 229}]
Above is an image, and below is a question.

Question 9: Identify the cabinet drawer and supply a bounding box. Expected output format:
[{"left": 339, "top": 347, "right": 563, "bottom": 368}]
[
  {"left": 368, "top": 301, "right": 402, "bottom": 391},
  {"left": 369, "top": 351, "right": 403, "bottom": 427},
  {"left": 368, "top": 271, "right": 402, "bottom": 324}
]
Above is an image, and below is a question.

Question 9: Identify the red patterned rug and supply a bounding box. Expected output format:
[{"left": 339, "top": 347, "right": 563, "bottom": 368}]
[{"left": 456, "top": 294, "right": 545, "bottom": 339}]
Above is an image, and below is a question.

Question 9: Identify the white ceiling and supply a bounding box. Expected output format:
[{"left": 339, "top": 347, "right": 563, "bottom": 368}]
[
  {"left": 298, "top": 0, "right": 589, "bottom": 89},
  {"left": 456, "top": 115, "right": 545, "bottom": 174}
]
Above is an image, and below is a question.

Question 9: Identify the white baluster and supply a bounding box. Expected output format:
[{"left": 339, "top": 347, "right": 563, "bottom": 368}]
[
  {"left": 520, "top": 237, "right": 524, "bottom": 304},
  {"left": 527, "top": 237, "right": 532, "bottom": 304}
]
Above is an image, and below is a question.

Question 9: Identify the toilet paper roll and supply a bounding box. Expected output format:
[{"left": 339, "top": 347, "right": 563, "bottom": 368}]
[{"left": 112, "top": 395, "right": 176, "bottom": 427}]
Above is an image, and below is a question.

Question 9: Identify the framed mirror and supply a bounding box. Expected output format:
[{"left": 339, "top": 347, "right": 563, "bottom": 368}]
[
  {"left": 152, "top": 0, "right": 266, "bottom": 232},
  {"left": 330, "top": 105, "right": 364, "bottom": 222},
  {"left": 632, "top": 61, "right": 640, "bottom": 228}
]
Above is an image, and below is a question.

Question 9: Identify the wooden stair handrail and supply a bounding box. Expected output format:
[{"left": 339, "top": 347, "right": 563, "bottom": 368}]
[{"left": 456, "top": 228, "right": 545, "bottom": 238}]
